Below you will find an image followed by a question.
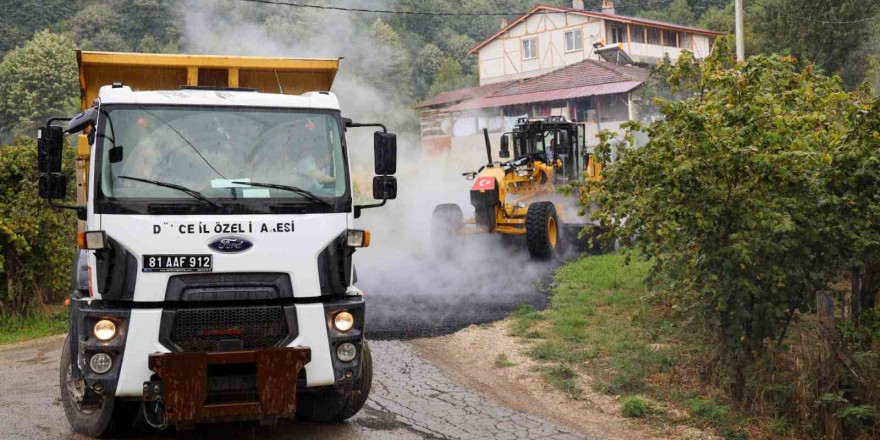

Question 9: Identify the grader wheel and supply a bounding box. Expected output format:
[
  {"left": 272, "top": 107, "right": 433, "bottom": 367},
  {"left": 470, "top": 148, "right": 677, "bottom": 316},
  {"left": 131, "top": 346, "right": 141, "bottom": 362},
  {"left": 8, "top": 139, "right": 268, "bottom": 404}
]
[
  {"left": 526, "top": 201, "right": 559, "bottom": 260},
  {"left": 431, "top": 203, "right": 464, "bottom": 259}
]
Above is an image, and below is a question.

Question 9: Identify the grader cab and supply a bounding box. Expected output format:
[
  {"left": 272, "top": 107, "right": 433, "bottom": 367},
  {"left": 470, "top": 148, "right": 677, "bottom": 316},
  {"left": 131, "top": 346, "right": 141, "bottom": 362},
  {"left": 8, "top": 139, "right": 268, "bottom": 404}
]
[{"left": 431, "top": 116, "right": 602, "bottom": 260}]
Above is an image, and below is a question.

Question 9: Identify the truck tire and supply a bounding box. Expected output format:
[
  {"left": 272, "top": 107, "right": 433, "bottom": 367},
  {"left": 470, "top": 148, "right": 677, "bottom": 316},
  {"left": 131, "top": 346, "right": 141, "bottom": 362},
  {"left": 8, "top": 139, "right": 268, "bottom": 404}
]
[
  {"left": 60, "top": 335, "right": 139, "bottom": 438},
  {"left": 526, "top": 202, "right": 560, "bottom": 260},
  {"left": 296, "top": 341, "right": 373, "bottom": 423},
  {"left": 431, "top": 204, "right": 464, "bottom": 259}
]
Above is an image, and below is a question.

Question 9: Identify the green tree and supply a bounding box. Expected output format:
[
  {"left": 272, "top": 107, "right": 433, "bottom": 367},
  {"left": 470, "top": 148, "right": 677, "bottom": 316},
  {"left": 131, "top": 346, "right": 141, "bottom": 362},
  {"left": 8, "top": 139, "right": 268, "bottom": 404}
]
[
  {"left": 579, "top": 38, "right": 877, "bottom": 402},
  {"left": 0, "top": 0, "right": 77, "bottom": 57},
  {"left": 415, "top": 43, "right": 446, "bottom": 99},
  {"left": 368, "top": 18, "right": 415, "bottom": 102},
  {"left": 428, "top": 57, "right": 477, "bottom": 96},
  {"left": 0, "top": 137, "right": 77, "bottom": 315},
  {"left": 0, "top": 31, "right": 79, "bottom": 138},
  {"left": 638, "top": 0, "right": 697, "bottom": 26},
  {"left": 750, "top": 0, "right": 879, "bottom": 89}
]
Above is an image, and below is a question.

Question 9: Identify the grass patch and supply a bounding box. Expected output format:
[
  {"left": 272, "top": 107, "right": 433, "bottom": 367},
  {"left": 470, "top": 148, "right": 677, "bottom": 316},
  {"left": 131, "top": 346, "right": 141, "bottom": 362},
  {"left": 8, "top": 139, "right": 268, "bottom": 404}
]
[
  {"left": 508, "top": 303, "right": 545, "bottom": 337},
  {"left": 621, "top": 396, "right": 650, "bottom": 418},
  {"left": 686, "top": 398, "right": 730, "bottom": 427},
  {"left": 544, "top": 364, "right": 582, "bottom": 398},
  {"left": 0, "top": 308, "right": 68, "bottom": 345},
  {"left": 494, "top": 353, "right": 516, "bottom": 368},
  {"left": 509, "top": 253, "right": 752, "bottom": 434}
]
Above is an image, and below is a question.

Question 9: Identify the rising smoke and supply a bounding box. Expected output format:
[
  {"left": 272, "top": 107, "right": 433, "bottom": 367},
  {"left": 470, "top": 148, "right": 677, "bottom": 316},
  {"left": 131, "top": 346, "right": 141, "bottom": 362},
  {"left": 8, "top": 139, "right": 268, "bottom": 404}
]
[{"left": 181, "top": 0, "right": 557, "bottom": 338}]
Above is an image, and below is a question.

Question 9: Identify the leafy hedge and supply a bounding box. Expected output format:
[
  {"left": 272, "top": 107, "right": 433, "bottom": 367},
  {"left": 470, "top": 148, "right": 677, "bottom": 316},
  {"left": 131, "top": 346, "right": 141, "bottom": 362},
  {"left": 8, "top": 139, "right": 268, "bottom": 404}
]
[
  {"left": 0, "top": 137, "right": 76, "bottom": 315},
  {"left": 575, "top": 37, "right": 879, "bottom": 436}
]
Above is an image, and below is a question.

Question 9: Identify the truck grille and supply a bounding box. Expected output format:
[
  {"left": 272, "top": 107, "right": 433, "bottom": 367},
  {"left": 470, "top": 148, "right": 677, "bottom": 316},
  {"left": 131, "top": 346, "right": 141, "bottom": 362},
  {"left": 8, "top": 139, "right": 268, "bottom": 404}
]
[{"left": 168, "top": 306, "right": 288, "bottom": 352}]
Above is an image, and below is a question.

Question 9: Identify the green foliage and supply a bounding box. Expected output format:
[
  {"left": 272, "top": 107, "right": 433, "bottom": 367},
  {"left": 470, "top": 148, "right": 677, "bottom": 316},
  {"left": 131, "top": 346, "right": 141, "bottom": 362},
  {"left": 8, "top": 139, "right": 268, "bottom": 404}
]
[
  {"left": 749, "top": 0, "right": 879, "bottom": 89},
  {"left": 544, "top": 364, "right": 582, "bottom": 398},
  {"left": 0, "top": 31, "right": 79, "bottom": 137},
  {"left": 427, "top": 57, "right": 477, "bottom": 97},
  {"left": 0, "top": 0, "right": 77, "bottom": 56},
  {"left": 0, "top": 137, "right": 77, "bottom": 315},
  {"left": 580, "top": 37, "right": 880, "bottom": 399},
  {"left": 638, "top": 0, "right": 697, "bottom": 26},
  {"left": 369, "top": 18, "right": 415, "bottom": 103},
  {"left": 621, "top": 396, "right": 650, "bottom": 418},
  {"left": 0, "top": 308, "right": 67, "bottom": 344},
  {"left": 687, "top": 398, "right": 730, "bottom": 426}
]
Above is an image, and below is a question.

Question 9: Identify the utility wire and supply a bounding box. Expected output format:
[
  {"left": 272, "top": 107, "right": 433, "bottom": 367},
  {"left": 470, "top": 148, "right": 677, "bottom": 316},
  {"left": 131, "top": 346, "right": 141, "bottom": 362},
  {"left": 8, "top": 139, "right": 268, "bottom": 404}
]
[
  {"left": 225, "top": 0, "right": 686, "bottom": 17},
  {"left": 749, "top": 0, "right": 880, "bottom": 24}
]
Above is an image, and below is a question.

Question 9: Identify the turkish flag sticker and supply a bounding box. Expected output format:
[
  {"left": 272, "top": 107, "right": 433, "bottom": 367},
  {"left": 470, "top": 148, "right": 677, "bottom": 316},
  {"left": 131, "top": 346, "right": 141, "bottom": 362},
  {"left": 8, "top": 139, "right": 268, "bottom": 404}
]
[{"left": 471, "top": 177, "right": 495, "bottom": 191}]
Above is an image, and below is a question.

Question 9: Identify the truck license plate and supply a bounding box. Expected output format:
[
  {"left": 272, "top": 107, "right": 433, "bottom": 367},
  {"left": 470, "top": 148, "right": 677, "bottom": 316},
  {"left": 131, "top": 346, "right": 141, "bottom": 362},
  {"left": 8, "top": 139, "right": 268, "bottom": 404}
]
[{"left": 143, "top": 255, "right": 213, "bottom": 273}]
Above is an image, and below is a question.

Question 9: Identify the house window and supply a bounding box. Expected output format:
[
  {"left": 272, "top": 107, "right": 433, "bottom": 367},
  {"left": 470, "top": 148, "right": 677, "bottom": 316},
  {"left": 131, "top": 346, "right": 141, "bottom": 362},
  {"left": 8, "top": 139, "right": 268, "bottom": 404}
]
[
  {"left": 522, "top": 38, "right": 537, "bottom": 59},
  {"left": 663, "top": 30, "right": 678, "bottom": 47},
  {"left": 679, "top": 32, "right": 692, "bottom": 49},
  {"left": 631, "top": 25, "right": 645, "bottom": 44},
  {"left": 647, "top": 27, "right": 662, "bottom": 45},
  {"left": 565, "top": 29, "right": 583, "bottom": 52},
  {"left": 607, "top": 22, "right": 626, "bottom": 44}
]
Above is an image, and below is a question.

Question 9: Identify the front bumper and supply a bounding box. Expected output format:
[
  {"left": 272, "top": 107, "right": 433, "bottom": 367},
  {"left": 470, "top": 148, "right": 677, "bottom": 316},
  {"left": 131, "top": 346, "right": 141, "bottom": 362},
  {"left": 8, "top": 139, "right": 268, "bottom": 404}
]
[{"left": 143, "top": 347, "right": 310, "bottom": 425}]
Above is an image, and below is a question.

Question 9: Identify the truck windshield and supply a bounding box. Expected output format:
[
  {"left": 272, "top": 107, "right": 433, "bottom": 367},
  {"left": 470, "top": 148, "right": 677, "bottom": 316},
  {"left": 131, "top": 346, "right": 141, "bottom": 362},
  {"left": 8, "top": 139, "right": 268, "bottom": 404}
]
[{"left": 96, "top": 105, "right": 348, "bottom": 213}]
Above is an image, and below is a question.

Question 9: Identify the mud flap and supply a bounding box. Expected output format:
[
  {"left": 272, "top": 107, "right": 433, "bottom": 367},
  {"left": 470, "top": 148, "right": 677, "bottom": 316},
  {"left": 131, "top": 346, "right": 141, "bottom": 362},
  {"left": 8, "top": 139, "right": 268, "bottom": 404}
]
[{"left": 144, "top": 348, "right": 310, "bottom": 425}]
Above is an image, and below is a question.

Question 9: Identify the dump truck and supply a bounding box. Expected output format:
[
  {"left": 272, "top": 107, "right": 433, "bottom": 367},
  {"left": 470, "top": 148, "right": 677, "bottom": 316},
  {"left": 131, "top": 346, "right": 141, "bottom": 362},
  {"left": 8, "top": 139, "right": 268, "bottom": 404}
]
[
  {"left": 431, "top": 116, "right": 601, "bottom": 260},
  {"left": 38, "top": 51, "right": 397, "bottom": 436}
]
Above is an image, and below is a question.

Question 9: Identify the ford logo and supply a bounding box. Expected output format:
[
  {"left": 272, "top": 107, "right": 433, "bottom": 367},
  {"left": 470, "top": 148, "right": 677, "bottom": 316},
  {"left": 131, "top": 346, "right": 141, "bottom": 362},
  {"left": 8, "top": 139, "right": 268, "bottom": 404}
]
[{"left": 208, "top": 236, "right": 253, "bottom": 253}]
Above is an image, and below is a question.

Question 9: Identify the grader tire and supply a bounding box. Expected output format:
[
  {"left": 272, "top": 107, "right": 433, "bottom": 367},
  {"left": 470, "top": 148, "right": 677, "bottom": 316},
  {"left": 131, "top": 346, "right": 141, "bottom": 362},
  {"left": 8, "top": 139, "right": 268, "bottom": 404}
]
[
  {"left": 431, "top": 203, "right": 464, "bottom": 259},
  {"left": 526, "top": 202, "right": 559, "bottom": 261}
]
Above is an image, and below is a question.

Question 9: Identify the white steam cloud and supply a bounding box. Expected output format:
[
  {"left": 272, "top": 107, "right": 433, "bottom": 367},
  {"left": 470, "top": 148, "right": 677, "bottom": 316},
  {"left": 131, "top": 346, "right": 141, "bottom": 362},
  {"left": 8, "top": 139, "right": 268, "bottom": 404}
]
[{"left": 180, "top": 0, "right": 556, "bottom": 337}]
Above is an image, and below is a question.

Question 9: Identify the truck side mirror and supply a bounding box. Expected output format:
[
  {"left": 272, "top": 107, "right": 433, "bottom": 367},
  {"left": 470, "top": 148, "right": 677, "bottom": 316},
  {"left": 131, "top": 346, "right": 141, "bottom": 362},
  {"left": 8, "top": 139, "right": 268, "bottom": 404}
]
[
  {"left": 37, "top": 125, "right": 64, "bottom": 173},
  {"left": 374, "top": 131, "right": 397, "bottom": 175},
  {"left": 66, "top": 107, "right": 98, "bottom": 134},
  {"left": 500, "top": 135, "right": 510, "bottom": 159},
  {"left": 372, "top": 176, "right": 397, "bottom": 200},
  {"left": 39, "top": 173, "right": 67, "bottom": 199}
]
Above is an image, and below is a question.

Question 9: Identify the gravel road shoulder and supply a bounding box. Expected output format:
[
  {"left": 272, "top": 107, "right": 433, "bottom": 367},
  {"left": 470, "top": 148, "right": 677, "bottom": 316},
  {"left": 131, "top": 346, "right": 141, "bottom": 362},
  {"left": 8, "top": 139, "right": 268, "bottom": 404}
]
[{"left": 413, "top": 321, "right": 714, "bottom": 440}]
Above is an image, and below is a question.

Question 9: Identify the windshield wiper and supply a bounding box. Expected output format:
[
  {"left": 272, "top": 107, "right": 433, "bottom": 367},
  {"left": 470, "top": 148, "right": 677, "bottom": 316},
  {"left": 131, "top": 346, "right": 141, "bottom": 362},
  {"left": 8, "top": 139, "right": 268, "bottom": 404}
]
[
  {"left": 231, "top": 181, "right": 333, "bottom": 209},
  {"left": 117, "top": 176, "right": 227, "bottom": 211}
]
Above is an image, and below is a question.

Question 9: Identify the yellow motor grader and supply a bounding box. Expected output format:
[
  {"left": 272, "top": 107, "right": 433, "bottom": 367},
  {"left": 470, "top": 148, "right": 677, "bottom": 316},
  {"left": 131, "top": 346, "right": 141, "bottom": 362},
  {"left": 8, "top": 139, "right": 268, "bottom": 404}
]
[{"left": 432, "top": 116, "right": 602, "bottom": 260}]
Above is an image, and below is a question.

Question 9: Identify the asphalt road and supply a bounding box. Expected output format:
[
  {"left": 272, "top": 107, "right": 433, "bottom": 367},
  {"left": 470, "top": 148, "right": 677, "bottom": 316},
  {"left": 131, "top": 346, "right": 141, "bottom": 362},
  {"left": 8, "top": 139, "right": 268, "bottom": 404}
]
[
  {"left": 0, "top": 230, "right": 576, "bottom": 439},
  {"left": 0, "top": 336, "right": 586, "bottom": 440},
  {"left": 358, "top": 236, "right": 560, "bottom": 340}
]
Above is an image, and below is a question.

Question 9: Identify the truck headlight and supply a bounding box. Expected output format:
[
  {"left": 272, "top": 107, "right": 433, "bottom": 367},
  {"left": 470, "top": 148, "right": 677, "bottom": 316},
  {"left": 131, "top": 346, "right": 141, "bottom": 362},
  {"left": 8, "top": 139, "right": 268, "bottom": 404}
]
[
  {"left": 336, "top": 343, "right": 357, "bottom": 362},
  {"left": 93, "top": 319, "right": 117, "bottom": 341},
  {"left": 89, "top": 353, "right": 113, "bottom": 374},
  {"left": 334, "top": 311, "right": 354, "bottom": 332}
]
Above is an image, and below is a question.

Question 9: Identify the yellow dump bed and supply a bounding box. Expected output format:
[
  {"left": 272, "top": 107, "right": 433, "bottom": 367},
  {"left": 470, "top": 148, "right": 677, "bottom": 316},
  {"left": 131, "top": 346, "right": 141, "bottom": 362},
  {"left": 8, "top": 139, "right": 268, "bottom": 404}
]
[{"left": 77, "top": 51, "right": 340, "bottom": 111}]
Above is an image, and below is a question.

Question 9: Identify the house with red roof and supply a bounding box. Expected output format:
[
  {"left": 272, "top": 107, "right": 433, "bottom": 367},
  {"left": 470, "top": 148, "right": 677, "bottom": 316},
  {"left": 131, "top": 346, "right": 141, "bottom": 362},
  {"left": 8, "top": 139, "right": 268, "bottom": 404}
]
[{"left": 414, "top": 1, "right": 723, "bottom": 157}]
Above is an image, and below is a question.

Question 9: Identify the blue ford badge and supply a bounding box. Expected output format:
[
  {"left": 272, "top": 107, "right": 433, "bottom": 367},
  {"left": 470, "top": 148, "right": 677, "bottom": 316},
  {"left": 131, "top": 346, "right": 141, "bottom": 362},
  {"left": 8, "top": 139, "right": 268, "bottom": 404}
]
[{"left": 208, "top": 236, "right": 253, "bottom": 253}]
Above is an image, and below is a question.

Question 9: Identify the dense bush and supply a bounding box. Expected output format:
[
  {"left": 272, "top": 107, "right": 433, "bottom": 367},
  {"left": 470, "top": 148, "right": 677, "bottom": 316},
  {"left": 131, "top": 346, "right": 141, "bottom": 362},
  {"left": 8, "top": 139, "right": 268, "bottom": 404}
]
[
  {"left": 577, "top": 37, "right": 879, "bottom": 436},
  {"left": 0, "top": 137, "right": 76, "bottom": 315}
]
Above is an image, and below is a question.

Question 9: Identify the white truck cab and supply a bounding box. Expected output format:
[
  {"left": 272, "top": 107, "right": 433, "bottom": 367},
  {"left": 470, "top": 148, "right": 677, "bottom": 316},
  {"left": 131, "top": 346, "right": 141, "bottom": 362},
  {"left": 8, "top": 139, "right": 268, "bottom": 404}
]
[{"left": 38, "top": 52, "right": 397, "bottom": 436}]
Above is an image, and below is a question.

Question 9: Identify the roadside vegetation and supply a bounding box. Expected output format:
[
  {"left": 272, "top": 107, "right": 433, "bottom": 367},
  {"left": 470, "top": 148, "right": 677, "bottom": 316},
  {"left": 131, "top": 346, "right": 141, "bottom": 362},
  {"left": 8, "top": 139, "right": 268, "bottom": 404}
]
[
  {"left": 0, "top": 306, "right": 67, "bottom": 345},
  {"left": 520, "top": 39, "right": 880, "bottom": 439}
]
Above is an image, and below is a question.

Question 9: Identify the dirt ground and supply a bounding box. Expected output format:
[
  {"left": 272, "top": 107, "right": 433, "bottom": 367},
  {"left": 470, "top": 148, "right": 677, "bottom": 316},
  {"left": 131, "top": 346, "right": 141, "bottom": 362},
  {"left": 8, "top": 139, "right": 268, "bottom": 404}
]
[{"left": 413, "top": 321, "right": 717, "bottom": 440}]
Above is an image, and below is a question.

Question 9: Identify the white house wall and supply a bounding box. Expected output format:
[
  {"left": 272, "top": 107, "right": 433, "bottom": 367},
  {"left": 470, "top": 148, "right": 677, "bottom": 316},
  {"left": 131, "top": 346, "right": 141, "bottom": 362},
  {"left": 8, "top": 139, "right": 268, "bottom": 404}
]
[{"left": 477, "top": 11, "right": 716, "bottom": 85}]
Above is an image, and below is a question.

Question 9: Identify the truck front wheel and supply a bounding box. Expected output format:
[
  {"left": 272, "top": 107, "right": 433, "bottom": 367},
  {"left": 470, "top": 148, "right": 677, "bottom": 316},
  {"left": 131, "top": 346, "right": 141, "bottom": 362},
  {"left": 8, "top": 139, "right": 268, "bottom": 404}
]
[
  {"left": 296, "top": 341, "right": 373, "bottom": 423},
  {"left": 60, "top": 335, "right": 139, "bottom": 438}
]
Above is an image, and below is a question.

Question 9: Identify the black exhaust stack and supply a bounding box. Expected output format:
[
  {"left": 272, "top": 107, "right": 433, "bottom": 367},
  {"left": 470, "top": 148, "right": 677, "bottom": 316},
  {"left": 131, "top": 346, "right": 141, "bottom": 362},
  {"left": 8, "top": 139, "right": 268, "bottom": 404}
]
[{"left": 483, "top": 128, "right": 492, "bottom": 166}]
